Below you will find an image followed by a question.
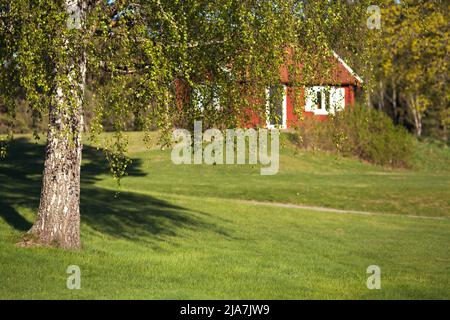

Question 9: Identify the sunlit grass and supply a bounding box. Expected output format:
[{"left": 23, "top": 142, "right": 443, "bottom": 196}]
[{"left": 0, "top": 132, "right": 449, "bottom": 299}]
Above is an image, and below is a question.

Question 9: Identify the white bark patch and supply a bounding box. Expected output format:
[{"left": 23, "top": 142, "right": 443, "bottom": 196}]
[{"left": 50, "top": 194, "right": 56, "bottom": 206}]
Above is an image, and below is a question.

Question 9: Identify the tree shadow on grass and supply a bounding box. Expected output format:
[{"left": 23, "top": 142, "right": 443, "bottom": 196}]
[{"left": 0, "top": 137, "right": 227, "bottom": 243}]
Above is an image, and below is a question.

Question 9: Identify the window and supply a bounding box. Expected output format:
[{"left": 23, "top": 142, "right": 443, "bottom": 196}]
[
  {"left": 305, "top": 86, "right": 345, "bottom": 115},
  {"left": 315, "top": 90, "right": 322, "bottom": 111},
  {"left": 330, "top": 87, "right": 345, "bottom": 113},
  {"left": 266, "top": 85, "right": 287, "bottom": 129}
]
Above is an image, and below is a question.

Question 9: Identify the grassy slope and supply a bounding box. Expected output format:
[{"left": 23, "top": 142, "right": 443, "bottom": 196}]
[
  {"left": 105, "top": 132, "right": 450, "bottom": 217},
  {"left": 0, "top": 132, "right": 449, "bottom": 299}
]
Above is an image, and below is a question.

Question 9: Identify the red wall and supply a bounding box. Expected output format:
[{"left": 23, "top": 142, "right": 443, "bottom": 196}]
[
  {"left": 255, "top": 85, "right": 357, "bottom": 129},
  {"left": 242, "top": 50, "right": 361, "bottom": 129},
  {"left": 242, "top": 84, "right": 357, "bottom": 129},
  {"left": 177, "top": 49, "right": 360, "bottom": 129}
]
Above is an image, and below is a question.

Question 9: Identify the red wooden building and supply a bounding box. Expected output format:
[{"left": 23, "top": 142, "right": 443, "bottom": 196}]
[
  {"left": 256, "top": 51, "right": 363, "bottom": 129},
  {"left": 181, "top": 51, "right": 362, "bottom": 129}
]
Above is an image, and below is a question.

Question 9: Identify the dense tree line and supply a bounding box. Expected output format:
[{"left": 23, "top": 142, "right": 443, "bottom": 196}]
[
  {"left": 367, "top": 0, "right": 449, "bottom": 140},
  {"left": 2, "top": 1, "right": 448, "bottom": 142}
]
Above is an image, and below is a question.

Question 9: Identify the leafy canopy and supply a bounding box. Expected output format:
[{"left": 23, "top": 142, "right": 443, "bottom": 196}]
[{"left": 0, "top": 0, "right": 372, "bottom": 173}]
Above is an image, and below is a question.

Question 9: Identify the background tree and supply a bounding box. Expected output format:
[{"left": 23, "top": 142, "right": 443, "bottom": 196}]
[{"left": 372, "top": 0, "right": 449, "bottom": 138}]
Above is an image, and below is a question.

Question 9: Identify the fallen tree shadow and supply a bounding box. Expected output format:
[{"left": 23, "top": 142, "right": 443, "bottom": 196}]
[{"left": 0, "top": 137, "right": 227, "bottom": 243}]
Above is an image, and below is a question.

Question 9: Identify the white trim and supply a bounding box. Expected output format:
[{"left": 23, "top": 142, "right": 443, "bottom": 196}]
[
  {"left": 305, "top": 86, "right": 346, "bottom": 116},
  {"left": 330, "top": 87, "right": 345, "bottom": 114},
  {"left": 266, "top": 85, "right": 287, "bottom": 129},
  {"left": 305, "top": 86, "right": 327, "bottom": 115},
  {"left": 313, "top": 109, "right": 329, "bottom": 116},
  {"left": 332, "top": 51, "right": 363, "bottom": 84}
]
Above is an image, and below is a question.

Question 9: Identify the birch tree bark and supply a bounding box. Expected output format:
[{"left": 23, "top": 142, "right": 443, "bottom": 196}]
[
  {"left": 28, "top": 0, "right": 87, "bottom": 249},
  {"left": 408, "top": 94, "right": 423, "bottom": 138}
]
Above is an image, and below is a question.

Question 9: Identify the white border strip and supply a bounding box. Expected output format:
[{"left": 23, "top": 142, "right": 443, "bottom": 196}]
[{"left": 332, "top": 50, "right": 364, "bottom": 84}]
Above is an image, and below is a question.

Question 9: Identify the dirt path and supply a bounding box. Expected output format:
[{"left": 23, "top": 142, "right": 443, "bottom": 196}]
[
  {"left": 108, "top": 188, "right": 450, "bottom": 221},
  {"left": 238, "top": 199, "right": 449, "bottom": 221}
]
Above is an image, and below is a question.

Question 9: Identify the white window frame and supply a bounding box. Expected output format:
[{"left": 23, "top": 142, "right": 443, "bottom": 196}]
[
  {"left": 305, "top": 86, "right": 346, "bottom": 116},
  {"left": 266, "top": 85, "right": 287, "bottom": 129},
  {"left": 330, "top": 87, "right": 346, "bottom": 114}
]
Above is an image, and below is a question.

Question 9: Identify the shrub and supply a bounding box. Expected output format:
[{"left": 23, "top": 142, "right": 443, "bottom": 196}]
[
  {"left": 412, "top": 138, "right": 450, "bottom": 172},
  {"left": 0, "top": 99, "right": 47, "bottom": 135},
  {"left": 292, "top": 104, "right": 415, "bottom": 167}
]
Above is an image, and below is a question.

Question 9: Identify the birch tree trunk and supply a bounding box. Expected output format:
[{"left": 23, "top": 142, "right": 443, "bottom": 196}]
[
  {"left": 29, "top": 0, "right": 87, "bottom": 249},
  {"left": 378, "top": 80, "right": 384, "bottom": 111},
  {"left": 392, "top": 81, "right": 397, "bottom": 122},
  {"left": 408, "top": 94, "right": 422, "bottom": 137}
]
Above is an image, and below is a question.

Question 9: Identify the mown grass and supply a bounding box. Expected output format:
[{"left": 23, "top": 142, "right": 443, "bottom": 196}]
[
  {"left": 95, "top": 132, "right": 450, "bottom": 217},
  {"left": 0, "top": 132, "right": 449, "bottom": 299}
]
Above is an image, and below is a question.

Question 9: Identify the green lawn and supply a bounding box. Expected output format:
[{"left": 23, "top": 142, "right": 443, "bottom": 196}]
[{"left": 0, "top": 132, "right": 449, "bottom": 299}]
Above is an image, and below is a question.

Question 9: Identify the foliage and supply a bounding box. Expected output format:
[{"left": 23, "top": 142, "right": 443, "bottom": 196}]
[
  {"left": 0, "top": 0, "right": 373, "bottom": 142},
  {"left": 292, "top": 105, "right": 415, "bottom": 167},
  {"left": 370, "top": 0, "right": 449, "bottom": 138},
  {"left": 104, "top": 132, "right": 132, "bottom": 184},
  {"left": 0, "top": 138, "right": 8, "bottom": 158},
  {"left": 0, "top": 98, "right": 47, "bottom": 134},
  {"left": 412, "top": 138, "right": 450, "bottom": 172}
]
